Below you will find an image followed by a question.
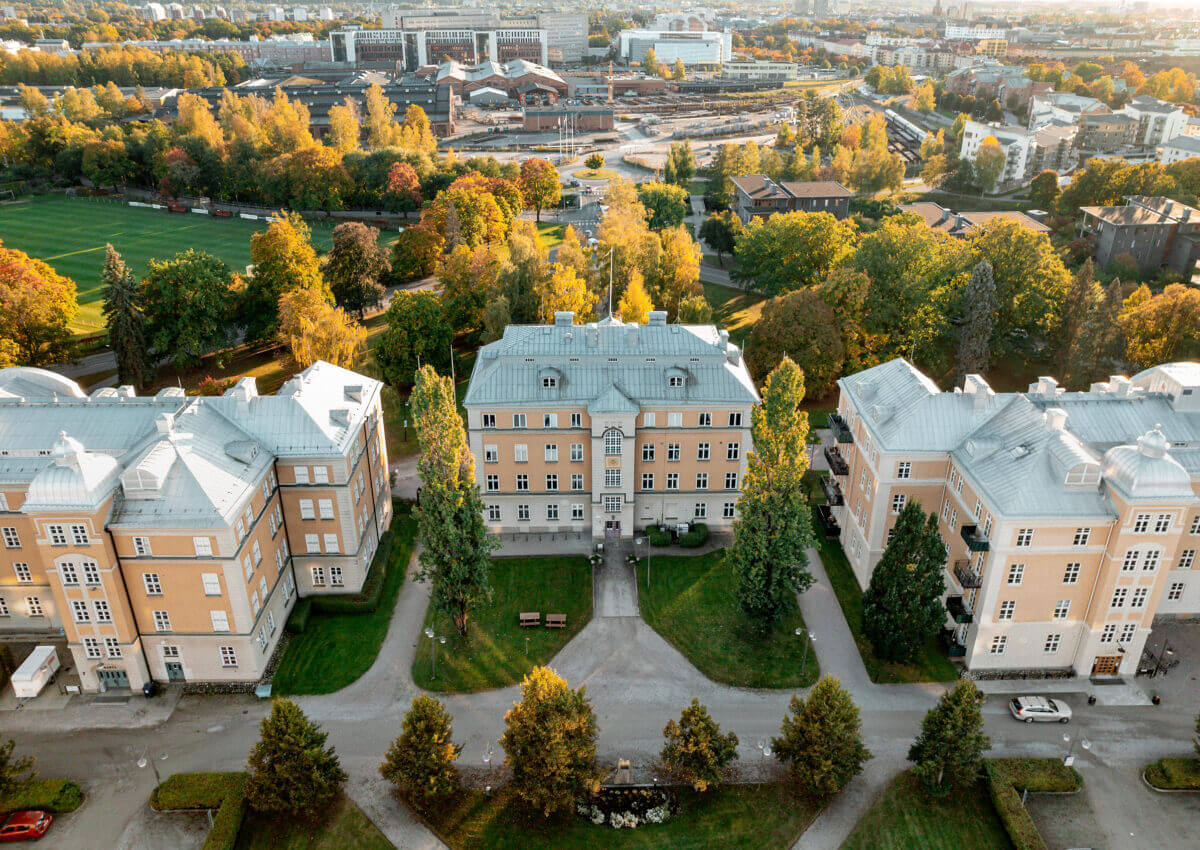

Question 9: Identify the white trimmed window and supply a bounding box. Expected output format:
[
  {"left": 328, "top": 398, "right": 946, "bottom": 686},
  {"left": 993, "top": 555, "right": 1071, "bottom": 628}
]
[
  {"left": 1044, "top": 634, "right": 1061, "bottom": 653},
  {"left": 697, "top": 442, "right": 710, "bottom": 461},
  {"left": 193, "top": 536, "right": 213, "bottom": 556},
  {"left": 727, "top": 442, "right": 740, "bottom": 461},
  {"left": 250, "top": 591, "right": 261, "bottom": 616},
  {"left": 1133, "top": 513, "right": 1150, "bottom": 533},
  {"left": 133, "top": 536, "right": 151, "bottom": 556},
  {"left": 1122, "top": 550, "right": 1139, "bottom": 571},
  {"left": 0, "top": 597, "right": 9, "bottom": 616},
  {"left": 668, "top": 412, "right": 682, "bottom": 427},
  {"left": 696, "top": 473, "right": 708, "bottom": 490},
  {"left": 235, "top": 519, "right": 246, "bottom": 539},
  {"left": 1143, "top": 550, "right": 1160, "bottom": 571},
  {"left": 1007, "top": 564, "right": 1024, "bottom": 585},
  {"left": 668, "top": 376, "right": 684, "bottom": 388},
  {"left": 1100, "top": 624, "right": 1117, "bottom": 643},
  {"left": 1121, "top": 623, "right": 1137, "bottom": 644},
  {"left": 891, "top": 494, "right": 906, "bottom": 515},
  {"left": 642, "top": 444, "right": 655, "bottom": 462},
  {"left": 990, "top": 635, "right": 1007, "bottom": 655},
  {"left": 1168, "top": 581, "right": 1185, "bottom": 601},
  {"left": 641, "top": 473, "right": 654, "bottom": 490},
  {"left": 211, "top": 610, "right": 230, "bottom": 631},
  {"left": 998, "top": 600, "right": 1015, "bottom": 620},
  {"left": 1053, "top": 599, "right": 1070, "bottom": 620},
  {"left": 516, "top": 474, "right": 529, "bottom": 492},
  {"left": 311, "top": 566, "right": 326, "bottom": 586},
  {"left": 723, "top": 502, "right": 736, "bottom": 518},
  {"left": 60, "top": 562, "right": 77, "bottom": 585},
  {"left": 604, "top": 430, "right": 622, "bottom": 456},
  {"left": 82, "top": 561, "right": 99, "bottom": 584},
  {"left": 294, "top": 466, "right": 310, "bottom": 484},
  {"left": 604, "top": 495, "right": 621, "bottom": 513},
  {"left": 313, "top": 467, "right": 329, "bottom": 484},
  {"left": 1, "top": 527, "right": 19, "bottom": 548},
  {"left": 725, "top": 472, "right": 738, "bottom": 489},
  {"left": 105, "top": 638, "right": 121, "bottom": 658},
  {"left": 70, "top": 524, "right": 89, "bottom": 545},
  {"left": 83, "top": 638, "right": 101, "bottom": 660},
  {"left": 47, "top": 524, "right": 66, "bottom": 545},
  {"left": 299, "top": 499, "right": 315, "bottom": 520},
  {"left": 26, "top": 597, "right": 42, "bottom": 617},
  {"left": 643, "top": 412, "right": 656, "bottom": 427},
  {"left": 93, "top": 600, "right": 112, "bottom": 623},
  {"left": 318, "top": 500, "right": 334, "bottom": 520},
  {"left": 1155, "top": 514, "right": 1171, "bottom": 533},
  {"left": 153, "top": 610, "right": 171, "bottom": 631},
  {"left": 698, "top": 412, "right": 712, "bottom": 427},
  {"left": 1015, "top": 528, "right": 1033, "bottom": 547},
  {"left": 1192, "top": 515, "right": 1200, "bottom": 535},
  {"left": 543, "top": 413, "right": 558, "bottom": 428},
  {"left": 513, "top": 413, "right": 526, "bottom": 428},
  {"left": 544, "top": 444, "right": 559, "bottom": 463},
  {"left": 484, "top": 445, "right": 498, "bottom": 463},
  {"left": 330, "top": 565, "right": 343, "bottom": 586},
  {"left": 143, "top": 572, "right": 161, "bottom": 595},
  {"left": 571, "top": 504, "right": 585, "bottom": 520},
  {"left": 13, "top": 563, "right": 30, "bottom": 583},
  {"left": 1063, "top": 563, "right": 1080, "bottom": 585},
  {"left": 570, "top": 443, "right": 584, "bottom": 462},
  {"left": 517, "top": 504, "right": 530, "bottom": 521},
  {"left": 571, "top": 473, "right": 584, "bottom": 491},
  {"left": 896, "top": 461, "right": 911, "bottom": 479},
  {"left": 694, "top": 503, "right": 707, "bottom": 519},
  {"left": 305, "top": 533, "right": 320, "bottom": 553},
  {"left": 486, "top": 474, "right": 499, "bottom": 492},
  {"left": 1073, "top": 528, "right": 1091, "bottom": 546},
  {"left": 71, "top": 600, "right": 90, "bottom": 622},
  {"left": 323, "top": 534, "right": 339, "bottom": 553},
  {"left": 202, "top": 573, "right": 221, "bottom": 596},
  {"left": 1110, "top": 587, "right": 1128, "bottom": 609},
  {"left": 667, "top": 473, "right": 679, "bottom": 490},
  {"left": 514, "top": 444, "right": 528, "bottom": 463},
  {"left": 482, "top": 414, "right": 496, "bottom": 429},
  {"left": 545, "top": 473, "right": 559, "bottom": 491},
  {"left": 605, "top": 469, "right": 621, "bottom": 488},
  {"left": 571, "top": 413, "right": 582, "bottom": 427},
  {"left": 243, "top": 555, "right": 253, "bottom": 580},
  {"left": 220, "top": 646, "right": 237, "bottom": 667},
  {"left": 1131, "top": 587, "right": 1149, "bottom": 609}
]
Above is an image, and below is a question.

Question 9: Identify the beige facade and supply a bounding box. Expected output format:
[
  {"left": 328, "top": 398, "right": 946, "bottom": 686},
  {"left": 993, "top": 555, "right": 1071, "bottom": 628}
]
[
  {"left": 0, "top": 362, "right": 391, "bottom": 692},
  {"left": 831, "top": 360, "right": 1200, "bottom": 677}
]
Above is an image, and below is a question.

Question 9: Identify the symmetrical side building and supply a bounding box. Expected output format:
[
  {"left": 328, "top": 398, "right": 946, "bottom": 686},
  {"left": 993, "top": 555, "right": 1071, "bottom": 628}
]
[
  {"left": 0, "top": 363, "right": 390, "bottom": 692},
  {"left": 830, "top": 359, "right": 1200, "bottom": 677}
]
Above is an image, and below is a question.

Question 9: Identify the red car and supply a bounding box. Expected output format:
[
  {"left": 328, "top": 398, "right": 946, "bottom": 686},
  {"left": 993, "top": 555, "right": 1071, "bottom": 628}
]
[{"left": 0, "top": 811, "right": 52, "bottom": 842}]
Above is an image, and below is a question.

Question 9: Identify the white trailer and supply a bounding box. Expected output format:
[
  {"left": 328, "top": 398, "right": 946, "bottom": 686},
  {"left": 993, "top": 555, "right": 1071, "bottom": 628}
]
[{"left": 10, "top": 646, "right": 60, "bottom": 699}]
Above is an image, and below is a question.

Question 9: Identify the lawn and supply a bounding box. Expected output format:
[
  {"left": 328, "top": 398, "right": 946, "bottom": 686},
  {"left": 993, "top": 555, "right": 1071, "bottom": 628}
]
[
  {"left": 411, "top": 555, "right": 593, "bottom": 692},
  {"left": 702, "top": 282, "right": 765, "bottom": 347},
  {"left": 572, "top": 168, "right": 622, "bottom": 180},
  {"left": 426, "top": 783, "right": 823, "bottom": 850},
  {"left": 841, "top": 771, "right": 1013, "bottom": 850},
  {"left": 236, "top": 795, "right": 394, "bottom": 850},
  {"left": 272, "top": 503, "right": 417, "bottom": 695},
  {"left": 635, "top": 550, "right": 818, "bottom": 689},
  {"left": 535, "top": 221, "right": 567, "bottom": 249},
  {"left": 0, "top": 194, "right": 382, "bottom": 335}
]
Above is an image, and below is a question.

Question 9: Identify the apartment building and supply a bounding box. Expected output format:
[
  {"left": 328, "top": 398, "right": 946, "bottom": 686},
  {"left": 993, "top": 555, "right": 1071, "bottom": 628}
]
[
  {"left": 829, "top": 358, "right": 1200, "bottom": 677},
  {"left": 0, "top": 362, "right": 390, "bottom": 693},
  {"left": 462, "top": 313, "right": 758, "bottom": 540},
  {"left": 1120, "top": 95, "right": 1188, "bottom": 148},
  {"left": 1078, "top": 195, "right": 1200, "bottom": 276},
  {"left": 729, "top": 175, "right": 852, "bottom": 224}
]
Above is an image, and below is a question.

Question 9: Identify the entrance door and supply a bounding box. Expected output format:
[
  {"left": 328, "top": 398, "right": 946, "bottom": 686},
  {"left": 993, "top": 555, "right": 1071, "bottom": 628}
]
[
  {"left": 1091, "top": 655, "right": 1121, "bottom": 676},
  {"left": 605, "top": 520, "right": 621, "bottom": 538},
  {"left": 98, "top": 668, "right": 129, "bottom": 689},
  {"left": 165, "top": 662, "right": 185, "bottom": 682}
]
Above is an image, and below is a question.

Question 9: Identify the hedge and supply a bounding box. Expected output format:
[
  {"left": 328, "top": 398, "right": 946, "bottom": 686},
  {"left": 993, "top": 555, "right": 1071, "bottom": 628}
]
[
  {"left": 309, "top": 523, "right": 399, "bottom": 615},
  {"left": 1145, "top": 758, "right": 1200, "bottom": 790},
  {"left": 646, "top": 525, "right": 672, "bottom": 546},
  {"left": 679, "top": 523, "right": 709, "bottom": 548},
  {"left": 285, "top": 597, "right": 312, "bottom": 634},
  {"left": 0, "top": 779, "right": 83, "bottom": 815},
  {"left": 150, "top": 772, "right": 247, "bottom": 850},
  {"left": 984, "top": 758, "right": 1082, "bottom": 850}
]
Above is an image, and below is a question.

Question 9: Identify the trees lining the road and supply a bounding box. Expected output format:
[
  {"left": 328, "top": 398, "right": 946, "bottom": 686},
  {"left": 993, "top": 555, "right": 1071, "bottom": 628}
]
[{"left": 245, "top": 698, "right": 346, "bottom": 822}]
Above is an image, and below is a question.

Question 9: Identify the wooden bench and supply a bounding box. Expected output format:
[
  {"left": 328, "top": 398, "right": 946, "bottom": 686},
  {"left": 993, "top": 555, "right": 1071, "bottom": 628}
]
[
  {"left": 545, "top": 614, "right": 567, "bottom": 629},
  {"left": 519, "top": 612, "right": 540, "bottom": 628}
]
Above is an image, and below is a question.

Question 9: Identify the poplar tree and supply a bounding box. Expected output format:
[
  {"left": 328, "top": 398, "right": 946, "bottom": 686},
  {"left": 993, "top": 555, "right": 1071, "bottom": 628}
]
[
  {"left": 728, "top": 357, "right": 815, "bottom": 628},
  {"left": 100, "top": 244, "right": 146, "bottom": 387},
  {"left": 955, "top": 259, "right": 997, "bottom": 388},
  {"left": 773, "top": 676, "right": 871, "bottom": 798},
  {"left": 245, "top": 699, "right": 346, "bottom": 821},
  {"left": 411, "top": 365, "right": 495, "bottom": 635},
  {"left": 380, "top": 695, "right": 461, "bottom": 809},
  {"left": 908, "top": 681, "right": 990, "bottom": 796}
]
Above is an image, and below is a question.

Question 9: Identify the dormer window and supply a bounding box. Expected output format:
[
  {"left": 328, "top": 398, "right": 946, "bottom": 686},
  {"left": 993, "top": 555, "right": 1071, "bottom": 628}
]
[
  {"left": 668, "top": 376, "right": 684, "bottom": 388},
  {"left": 542, "top": 376, "right": 557, "bottom": 389}
]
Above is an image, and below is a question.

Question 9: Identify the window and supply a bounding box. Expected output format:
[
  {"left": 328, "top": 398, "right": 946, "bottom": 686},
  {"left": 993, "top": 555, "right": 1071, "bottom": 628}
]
[
  {"left": 330, "top": 566, "right": 343, "bottom": 587},
  {"left": 545, "top": 444, "right": 559, "bottom": 463},
  {"left": 896, "top": 461, "right": 911, "bottom": 479},
  {"left": 70, "top": 600, "right": 90, "bottom": 623},
  {"left": 311, "top": 565, "right": 328, "bottom": 587},
  {"left": 1192, "top": 515, "right": 1200, "bottom": 535},
  {"left": 1121, "top": 623, "right": 1137, "bottom": 644},
  {"left": 604, "top": 468, "right": 621, "bottom": 488},
  {"left": 697, "top": 443, "right": 710, "bottom": 461},
  {"left": 891, "top": 494, "right": 907, "bottom": 515},
  {"left": 513, "top": 414, "right": 527, "bottom": 428},
  {"left": 210, "top": 609, "right": 230, "bottom": 632},
  {"left": 546, "top": 474, "right": 558, "bottom": 491},
  {"left": 1110, "top": 587, "right": 1128, "bottom": 609},
  {"left": 667, "top": 443, "right": 680, "bottom": 462},
  {"left": 1016, "top": 528, "right": 1033, "bottom": 547},
  {"left": 1123, "top": 550, "right": 1139, "bottom": 571},
  {"left": 983, "top": 516, "right": 992, "bottom": 537},
  {"left": 1168, "top": 581, "right": 1185, "bottom": 601},
  {"left": 974, "top": 500, "right": 982, "bottom": 519},
  {"left": 723, "top": 502, "right": 736, "bottom": 518},
  {"left": 694, "top": 503, "right": 707, "bottom": 519},
  {"left": 727, "top": 442, "right": 740, "bottom": 461},
  {"left": 202, "top": 573, "right": 221, "bottom": 596},
  {"left": 546, "top": 504, "right": 559, "bottom": 521},
  {"left": 1007, "top": 563, "right": 1024, "bottom": 585},
  {"left": 269, "top": 514, "right": 277, "bottom": 536},
  {"left": 1063, "top": 563, "right": 1081, "bottom": 585},
  {"left": 486, "top": 474, "right": 499, "bottom": 492},
  {"left": 484, "top": 445, "right": 498, "bottom": 463},
  {"left": 542, "top": 376, "right": 557, "bottom": 390},
  {"left": 193, "top": 536, "right": 213, "bottom": 557},
  {"left": 0, "top": 597, "right": 11, "bottom": 616},
  {"left": 604, "top": 430, "right": 622, "bottom": 456},
  {"left": 104, "top": 637, "right": 121, "bottom": 659},
  {"left": 300, "top": 499, "right": 315, "bottom": 520},
  {"left": 318, "top": 500, "right": 334, "bottom": 520},
  {"left": 695, "top": 473, "right": 707, "bottom": 490},
  {"left": 143, "top": 573, "right": 161, "bottom": 595},
  {"left": 644, "top": 412, "right": 656, "bottom": 427},
  {"left": 514, "top": 444, "right": 529, "bottom": 463},
  {"left": 1134, "top": 513, "right": 1151, "bottom": 533},
  {"left": 323, "top": 534, "right": 339, "bottom": 553},
  {"left": 1073, "top": 528, "right": 1091, "bottom": 546},
  {"left": 235, "top": 519, "right": 246, "bottom": 539},
  {"left": 83, "top": 638, "right": 101, "bottom": 660},
  {"left": 725, "top": 472, "right": 738, "bottom": 490},
  {"left": 133, "top": 536, "right": 151, "bottom": 556},
  {"left": 305, "top": 533, "right": 320, "bottom": 554},
  {"left": 94, "top": 600, "right": 112, "bottom": 623},
  {"left": 667, "top": 473, "right": 679, "bottom": 490},
  {"left": 1, "top": 528, "right": 18, "bottom": 548},
  {"left": 242, "top": 555, "right": 253, "bottom": 581},
  {"left": 516, "top": 474, "right": 529, "bottom": 492},
  {"left": 668, "top": 412, "right": 682, "bottom": 428},
  {"left": 571, "top": 504, "right": 585, "bottom": 521},
  {"left": 1155, "top": 514, "right": 1171, "bottom": 534},
  {"left": 517, "top": 504, "right": 530, "bottom": 521},
  {"left": 60, "top": 562, "right": 78, "bottom": 585},
  {"left": 571, "top": 474, "right": 584, "bottom": 491},
  {"left": 998, "top": 600, "right": 1015, "bottom": 620},
  {"left": 26, "top": 597, "right": 42, "bottom": 617},
  {"left": 70, "top": 524, "right": 89, "bottom": 545},
  {"left": 543, "top": 413, "right": 558, "bottom": 428},
  {"left": 294, "top": 466, "right": 309, "bottom": 484},
  {"left": 47, "top": 524, "right": 66, "bottom": 545},
  {"left": 153, "top": 610, "right": 171, "bottom": 632},
  {"left": 698, "top": 412, "right": 712, "bottom": 427},
  {"left": 668, "top": 375, "right": 684, "bottom": 388},
  {"left": 1131, "top": 587, "right": 1149, "bottom": 609},
  {"left": 642, "top": 444, "right": 655, "bottom": 462},
  {"left": 1143, "top": 550, "right": 1160, "bottom": 571},
  {"left": 12, "top": 563, "right": 30, "bottom": 583},
  {"left": 482, "top": 414, "right": 496, "bottom": 429},
  {"left": 267, "top": 611, "right": 276, "bottom": 634},
  {"left": 949, "top": 509, "right": 957, "bottom": 528},
  {"left": 1100, "top": 624, "right": 1117, "bottom": 643},
  {"left": 220, "top": 646, "right": 237, "bottom": 667},
  {"left": 1053, "top": 599, "right": 1070, "bottom": 620},
  {"left": 1044, "top": 633, "right": 1061, "bottom": 653},
  {"left": 571, "top": 413, "right": 582, "bottom": 428},
  {"left": 313, "top": 467, "right": 329, "bottom": 485},
  {"left": 729, "top": 412, "right": 743, "bottom": 427},
  {"left": 990, "top": 635, "right": 1007, "bottom": 655},
  {"left": 604, "top": 496, "right": 621, "bottom": 513},
  {"left": 1182, "top": 550, "right": 1196, "bottom": 569},
  {"left": 487, "top": 504, "right": 501, "bottom": 522},
  {"left": 641, "top": 473, "right": 654, "bottom": 490}
]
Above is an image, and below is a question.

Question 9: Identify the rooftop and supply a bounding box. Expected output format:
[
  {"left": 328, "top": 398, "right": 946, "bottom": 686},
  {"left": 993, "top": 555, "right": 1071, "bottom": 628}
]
[{"left": 730, "top": 175, "right": 851, "bottom": 201}]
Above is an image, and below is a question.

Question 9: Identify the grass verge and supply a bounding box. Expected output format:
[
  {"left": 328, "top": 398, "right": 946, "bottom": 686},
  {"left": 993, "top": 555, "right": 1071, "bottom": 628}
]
[
  {"left": 0, "top": 779, "right": 83, "bottom": 814},
  {"left": 235, "top": 795, "right": 394, "bottom": 850},
  {"left": 1145, "top": 757, "right": 1200, "bottom": 790},
  {"left": 150, "top": 772, "right": 247, "bottom": 850},
  {"left": 572, "top": 168, "right": 622, "bottom": 180},
  {"left": 635, "top": 550, "right": 818, "bottom": 689},
  {"left": 272, "top": 502, "right": 417, "bottom": 695},
  {"left": 424, "top": 783, "right": 822, "bottom": 849},
  {"left": 985, "top": 758, "right": 1081, "bottom": 850},
  {"left": 411, "top": 555, "right": 593, "bottom": 692}
]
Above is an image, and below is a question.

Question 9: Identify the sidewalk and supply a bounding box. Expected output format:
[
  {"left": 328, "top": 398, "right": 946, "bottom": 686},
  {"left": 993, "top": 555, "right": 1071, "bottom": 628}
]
[{"left": 0, "top": 685, "right": 182, "bottom": 733}]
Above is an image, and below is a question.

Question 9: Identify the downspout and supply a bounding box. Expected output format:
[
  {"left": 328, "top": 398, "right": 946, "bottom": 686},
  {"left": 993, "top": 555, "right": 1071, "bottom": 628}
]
[
  {"left": 104, "top": 524, "right": 153, "bottom": 689},
  {"left": 272, "top": 458, "right": 300, "bottom": 602}
]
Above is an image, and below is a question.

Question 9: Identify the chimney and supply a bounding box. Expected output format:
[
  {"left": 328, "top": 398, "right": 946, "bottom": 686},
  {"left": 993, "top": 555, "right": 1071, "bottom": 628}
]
[
  {"left": 554, "top": 311, "right": 574, "bottom": 327},
  {"left": 585, "top": 323, "right": 599, "bottom": 347},
  {"left": 626, "top": 323, "right": 639, "bottom": 346},
  {"left": 155, "top": 412, "right": 175, "bottom": 435},
  {"left": 718, "top": 329, "right": 729, "bottom": 350},
  {"left": 1111, "top": 375, "right": 1133, "bottom": 397},
  {"left": 1033, "top": 376, "right": 1059, "bottom": 399},
  {"left": 1043, "top": 407, "right": 1067, "bottom": 430},
  {"left": 963, "top": 374, "right": 995, "bottom": 409},
  {"left": 648, "top": 311, "right": 668, "bottom": 326}
]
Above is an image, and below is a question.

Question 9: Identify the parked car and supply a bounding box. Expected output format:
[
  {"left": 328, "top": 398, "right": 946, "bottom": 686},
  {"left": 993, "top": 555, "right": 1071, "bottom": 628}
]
[
  {"left": 0, "top": 811, "right": 53, "bottom": 842},
  {"left": 1008, "top": 696, "right": 1071, "bottom": 723}
]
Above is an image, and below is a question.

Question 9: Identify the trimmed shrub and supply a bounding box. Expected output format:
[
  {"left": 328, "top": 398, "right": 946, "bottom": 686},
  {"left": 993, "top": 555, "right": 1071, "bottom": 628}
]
[
  {"left": 984, "top": 758, "right": 1082, "bottom": 850},
  {"left": 679, "top": 523, "right": 709, "bottom": 548},
  {"left": 285, "top": 598, "right": 312, "bottom": 634},
  {"left": 204, "top": 776, "right": 247, "bottom": 850},
  {"left": 310, "top": 525, "right": 398, "bottom": 615},
  {"left": 150, "top": 772, "right": 247, "bottom": 850},
  {"left": 1145, "top": 758, "right": 1200, "bottom": 790},
  {"left": 0, "top": 779, "right": 83, "bottom": 815},
  {"left": 646, "top": 524, "right": 673, "bottom": 547}
]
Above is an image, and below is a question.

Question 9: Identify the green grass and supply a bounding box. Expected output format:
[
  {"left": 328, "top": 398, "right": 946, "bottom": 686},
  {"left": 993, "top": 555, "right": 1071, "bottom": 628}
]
[
  {"left": 702, "top": 282, "right": 765, "bottom": 347},
  {"left": 0, "top": 195, "right": 375, "bottom": 335},
  {"left": 1145, "top": 757, "right": 1200, "bottom": 790},
  {"left": 805, "top": 473, "right": 959, "bottom": 685},
  {"left": 426, "top": 784, "right": 822, "bottom": 849},
  {"left": 686, "top": 178, "right": 710, "bottom": 195},
  {"left": 235, "top": 795, "right": 394, "bottom": 850},
  {"left": 636, "top": 550, "right": 818, "bottom": 689},
  {"left": 412, "top": 555, "right": 593, "bottom": 692},
  {"left": 0, "top": 779, "right": 83, "bottom": 814},
  {"left": 535, "top": 221, "right": 567, "bottom": 249},
  {"left": 573, "top": 168, "right": 621, "bottom": 180},
  {"left": 272, "top": 503, "right": 417, "bottom": 695},
  {"left": 842, "top": 770, "right": 1014, "bottom": 850}
]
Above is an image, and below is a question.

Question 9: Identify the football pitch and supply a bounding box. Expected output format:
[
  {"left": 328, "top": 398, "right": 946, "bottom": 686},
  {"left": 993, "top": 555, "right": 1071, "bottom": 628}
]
[{"left": 0, "top": 195, "right": 347, "bottom": 335}]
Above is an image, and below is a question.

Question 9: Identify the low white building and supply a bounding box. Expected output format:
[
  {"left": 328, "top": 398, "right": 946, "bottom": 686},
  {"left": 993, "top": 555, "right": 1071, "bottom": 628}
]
[
  {"left": 617, "top": 28, "right": 733, "bottom": 66},
  {"left": 720, "top": 60, "right": 799, "bottom": 82},
  {"left": 1157, "top": 135, "right": 1200, "bottom": 164},
  {"left": 960, "top": 120, "right": 1035, "bottom": 188}
]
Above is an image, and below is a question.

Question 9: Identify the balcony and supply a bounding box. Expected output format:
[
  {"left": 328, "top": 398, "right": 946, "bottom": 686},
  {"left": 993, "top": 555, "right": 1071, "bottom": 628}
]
[
  {"left": 829, "top": 413, "right": 854, "bottom": 444},
  {"left": 816, "top": 504, "right": 841, "bottom": 539},
  {"left": 821, "top": 475, "right": 844, "bottom": 506},
  {"left": 953, "top": 559, "right": 982, "bottom": 589},
  {"left": 946, "top": 595, "right": 973, "bottom": 624},
  {"left": 824, "top": 445, "right": 850, "bottom": 477},
  {"left": 960, "top": 524, "right": 990, "bottom": 552},
  {"left": 941, "top": 628, "right": 967, "bottom": 658}
]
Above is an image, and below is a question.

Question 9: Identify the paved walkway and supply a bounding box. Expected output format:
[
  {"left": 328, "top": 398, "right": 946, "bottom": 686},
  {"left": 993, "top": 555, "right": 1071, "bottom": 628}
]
[{"left": 595, "top": 542, "right": 638, "bottom": 617}]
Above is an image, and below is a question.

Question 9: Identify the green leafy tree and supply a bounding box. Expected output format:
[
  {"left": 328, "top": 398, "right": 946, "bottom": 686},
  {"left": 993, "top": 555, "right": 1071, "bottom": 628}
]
[
  {"left": 497, "top": 226, "right": 551, "bottom": 325},
  {"left": 519, "top": 157, "right": 561, "bottom": 223},
  {"left": 746, "top": 289, "right": 845, "bottom": 396},
  {"left": 1030, "top": 169, "right": 1061, "bottom": 210},
  {"left": 439, "top": 243, "right": 500, "bottom": 336},
  {"left": 1057, "top": 259, "right": 1101, "bottom": 386},
  {"left": 1119, "top": 282, "right": 1200, "bottom": 369},
  {"left": 954, "top": 260, "right": 998, "bottom": 388},
  {"left": 984, "top": 98, "right": 1003, "bottom": 122},
  {"left": 642, "top": 48, "right": 659, "bottom": 76},
  {"left": 390, "top": 225, "right": 443, "bottom": 283},
  {"left": 734, "top": 211, "right": 857, "bottom": 296},
  {"left": 728, "top": 357, "right": 816, "bottom": 627},
  {"left": 100, "top": 244, "right": 146, "bottom": 387},
  {"left": 482, "top": 295, "right": 511, "bottom": 343},
  {"left": 243, "top": 212, "right": 325, "bottom": 343},
  {"left": 908, "top": 681, "right": 990, "bottom": 796},
  {"left": 661, "top": 699, "right": 739, "bottom": 792},
  {"left": 666, "top": 140, "right": 697, "bottom": 186},
  {"left": 973, "top": 138, "right": 1006, "bottom": 193},
  {"left": 1064, "top": 276, "right": 1123, "bottom": 388},
  {"left": 584, "top": 153, "right": 605, "bottom": 171},
  {"left": 0, "top": 738, "right": 35, "bottom": 798},
  {"left": 677, "top": 293, "right": 713, "bottom": 324},
  {"left": 140, "top": 249, "right": 235, "bottom": 369},
  {"left": 380, "top": 695, "right": 462, "bottom": 809},
  {"left": 245, "top": 698, "right": 346, "bottom": 821},
  {"left": 376, "top": 289, "right": 451, "bottom": 388},
  {"left": 0, "top": 245, "right": 78, "bottom": 367},
  {"left": 637, "top": 181, "right": 691, "bottom": 230},
  {"left": 500, "top": 666, "right": 599, "bottom": 818},
  {"left": 699, "top": 210, "right": 741, "bottom": 266},
  {"left": 323, "top": 222, "right": 389, "bottom": 318},
  {"left": 673, "top": 57, "right": 686, "bottom": 80},
  {"left": 411, "top": 365, "right": 496, "bottom": 634},
  {"left": 773, "top": 676, "right": 870, "bottom": 798},
  {"left": 861, "top": 501, "right": 946, "bottom": 664}
]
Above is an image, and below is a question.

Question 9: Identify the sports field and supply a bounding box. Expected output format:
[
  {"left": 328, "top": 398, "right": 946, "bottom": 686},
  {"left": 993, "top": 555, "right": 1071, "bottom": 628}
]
[{"left": 0, "top": 195, "right": 349, "bottom": 335}]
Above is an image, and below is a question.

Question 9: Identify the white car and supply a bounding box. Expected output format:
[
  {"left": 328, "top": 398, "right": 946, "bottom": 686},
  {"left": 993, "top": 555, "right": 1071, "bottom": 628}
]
[{"left": 1009, "top": 696, "right": 1072, "bottom": 723}]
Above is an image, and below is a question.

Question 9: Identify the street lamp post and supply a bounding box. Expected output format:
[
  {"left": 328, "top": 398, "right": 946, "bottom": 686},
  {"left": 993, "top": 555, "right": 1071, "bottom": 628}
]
[
  {"left": 424, "top": 628, "right": 446, "bottom": 680},
  {"left": 1152, "top": 638, "right": 1174, "bottom": 678},
  {"left": 636, "top": 536, "right": 651, "bottom": 588},
  {"left": 137, "top": 750, "right": 167, "bottom": 786},
  {"left": 795, "top": 627, "right": 814, "bottom": 678},
  {"left": 1062, "top": 733, "right": 1091, "bottom": 767}
]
